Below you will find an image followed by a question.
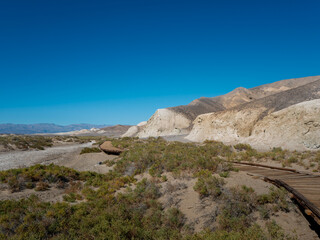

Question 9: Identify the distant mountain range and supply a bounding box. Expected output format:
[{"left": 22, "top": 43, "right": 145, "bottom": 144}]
[
  {"left": 0, "top": 123, "right": 110, "bottom": 134},
  {"left": 51, "top": 125, "right": 132, "bottom": 137}
]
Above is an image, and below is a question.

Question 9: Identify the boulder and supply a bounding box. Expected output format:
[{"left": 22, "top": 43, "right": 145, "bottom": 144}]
[{"left": 100, "top": 141, "right": 123, "bottom": 155}]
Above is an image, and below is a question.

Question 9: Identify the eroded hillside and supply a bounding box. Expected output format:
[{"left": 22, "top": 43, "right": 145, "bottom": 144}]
[
  {"left": 123, "top": 76, "right": 320, "bottom": 142},
  {"left": 187, "top": 80, "right": 320, "bottom": 150}
]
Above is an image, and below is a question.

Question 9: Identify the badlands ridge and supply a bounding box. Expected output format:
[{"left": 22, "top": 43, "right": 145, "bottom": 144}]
[{"left": 123, "top": 76, "right": 320, "bottom": 150}]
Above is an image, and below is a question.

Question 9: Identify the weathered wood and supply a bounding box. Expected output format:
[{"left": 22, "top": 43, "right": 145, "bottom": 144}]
[
  {"left": 305, "top": 209, "right": 312, "bottom": 215},
  {"left": 266, "top": 178, "right": 320, "bottom": 219},
  {"left": 276, "top": 175, "right": 315, "bottom": 180},
  {"left": 234, "top": 162, "right": 320, "bottom": 226},
  {"left": 232, "top": 161, "right": 297, "bottom": 172}
]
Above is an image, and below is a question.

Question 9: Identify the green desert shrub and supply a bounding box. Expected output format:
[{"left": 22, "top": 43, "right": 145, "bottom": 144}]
[
  {"left": 0, "top": 164, "right": 114, "bottom": 192},
  {"left": 35, "top": 181, "right": 49, "bottom": 191},
  {"left": 215, "top": 185, "right": 260, "bottom": 233},
  {"left": 219, "top": 171, "right": 229, "bottom": 178},
  {"left": 80, "top": 147, "right": 101, "bottom": 154},
  {"left": 114, "top": 138, "right": 232, "bottom": 176},
  {"left": 234, "top": 143, "right": 253, "bottom": 152},
  {"left": 162, "top": 207, "right": 185, "bottom": 229},
  {"left": 0, "top": 137, "right": 302, "bottom": 239},
  {"left": 266, "top": 220, "right": 297, "bottom": 240},
  {"left": 257, "top": 187, "right": 289, "bottom": 212},
  {"left": 63, "top": 192, "right": 83, "bottom": 202},
  {"left": 194, "top": 171, "right": 225, "bottom": 198},
  {"left": 187, "top": 224, "right": 266, "bottom": 240}
]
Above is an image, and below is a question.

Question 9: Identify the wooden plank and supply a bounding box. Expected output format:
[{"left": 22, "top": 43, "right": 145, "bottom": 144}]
[
  {"left": 283, "top": 183, "right": 320, "bottom": 186},
  {"left": 261, "top": 173, "right": 297, "bottom": 177},
  {"left": 289, "top": 184, "right": 320, "bottom": 187},
  {"left": 235, "top": 166, "right": 264, "bottom": 171},
  {"left": 288, "top": 187, "right": 320, "bottom": 191},
  {"left": 279, "top": 175, "right": 315, "bottom": 180},
  {"left": 284, "top": 180, "right": 320, "bottom": 184},
  {"left": 294, "top": 190, "right": 320, "bottom": 195},
  {"left": 232, "top": 161, "right": 297, "bottom": 172},
  {"left": 267, "top": 178, "right": 320, "bottom": 222},
  {"left": 235, "top": 162, "right": 320, "bottom": 225},
  {"left": 303, "top": 197, "right": 320, "bottom": 202},
  {"left": 245, "top": 169, "right": 283, "bottom": 174},
  {"left": 283, "top": 177, "right": 320, "bottom": 181}
]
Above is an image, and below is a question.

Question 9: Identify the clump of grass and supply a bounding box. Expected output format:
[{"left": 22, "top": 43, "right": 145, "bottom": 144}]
[
  {"left": 80, "top": 147, "right": 101, "bottom": 154},
  {"left": 218, "top": 186, "right": 257, "bottom": 232},
  {"left": 194, "top": 170, "right": 225, "bottom": 198},
  {"left": 35, "top": 181, "right": 49, "bottom": 191},
  {"left": 258, "top": 206, "right": 270, "bottom": 219},
  {"left": 272, "top": 147, "right": 283, "bottom": 153},
  {"left": 257, "top": 186, "right": 290, "bottom": 212},
  {"left": 163, "top": 207, "right": 185, "bottom": 229},
  {"left": 219, "top": 171, "right": 229, "bottom": 178},
  {"left": 63, "top": 192, "right": 83, "bottom": 202},
  {"left": 234, "top": 143, "right": 253, "bottom": 152},
  {"left": 266, "top": 220, "right": 297, "bottom": 240}
]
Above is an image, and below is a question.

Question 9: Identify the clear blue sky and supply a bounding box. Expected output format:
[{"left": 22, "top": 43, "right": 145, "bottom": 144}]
[{"left": 1, "top": 0, "right": 319, "bottom": 125}]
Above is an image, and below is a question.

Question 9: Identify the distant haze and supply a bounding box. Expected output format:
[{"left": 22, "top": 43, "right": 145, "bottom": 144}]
[{"left": 0, "top": 123, "right": 110, "bottom": 135}]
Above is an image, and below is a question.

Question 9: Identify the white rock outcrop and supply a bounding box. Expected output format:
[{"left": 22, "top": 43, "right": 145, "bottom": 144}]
[
  {"left": 137, "top": 109, "right": 191, "bottom": 138},
  {"left": 187, "top": 99, "right": 320, "bottom": 150},
  {"left": 122, "top": 121, "right": 147, "bottom": 137},
  {"left": 125, "top": 76, "right": 320, "bottom": 139},
  {"left": 248, "top": 99, "right": 320, "bottom": 150}
]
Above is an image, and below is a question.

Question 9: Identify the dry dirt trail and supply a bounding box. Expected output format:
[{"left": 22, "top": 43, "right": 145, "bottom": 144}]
[{"left": 0, "top": 142, "right": 94, "bottom": 171}]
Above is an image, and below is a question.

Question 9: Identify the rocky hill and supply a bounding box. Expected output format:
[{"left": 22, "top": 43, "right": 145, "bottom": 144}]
[{"left": 123, "top": 75, "right": 320, "bottom": 150}]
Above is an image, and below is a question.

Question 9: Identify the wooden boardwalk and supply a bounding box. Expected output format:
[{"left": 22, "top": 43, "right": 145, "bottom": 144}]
[{"left": 233, "top": 162, "right": 320, "bottom": 225}]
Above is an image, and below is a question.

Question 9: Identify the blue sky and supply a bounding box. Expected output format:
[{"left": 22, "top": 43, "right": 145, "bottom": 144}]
[{"left": 0, "top": 0, "right": 319, "bottom": 125}]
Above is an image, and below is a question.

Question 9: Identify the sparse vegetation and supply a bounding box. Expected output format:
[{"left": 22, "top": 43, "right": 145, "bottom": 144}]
[
  {"left": 0, "top": 164, "right": 121, "bottom": 193},
  {"left": 0, "top": 137, "right": 309, "bottom": 239},
  {"left": 114, "top": 137, "right": 232, "bottom": 177},
  {"left": 80, "top": 147, "right": 101, "bottom": 154},
  {"left": 0, "top": 135, "right": 53, "bottom": 150},
  {"left": 194, "top": 170, "right": 225, "bottom": 198},
  {"left": 234, "top": 143, "right": 253, "bottom": 152},
  {"left": 0, "top": 135, "right": 115, "bottom": 153},
  {"left": 257, "top": 186, "right": 290, "bottom": 212}
]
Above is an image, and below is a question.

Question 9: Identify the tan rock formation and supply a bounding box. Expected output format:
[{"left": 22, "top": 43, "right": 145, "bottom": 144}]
[
  {"left": 187, "top": 78, "right": 320, "bottom": 150},
  {"left": 125, "top": 76, "right": 320, "bottom": 138},
  {"left": 100, "top": 141, "right": 123, "bottom": 155}
]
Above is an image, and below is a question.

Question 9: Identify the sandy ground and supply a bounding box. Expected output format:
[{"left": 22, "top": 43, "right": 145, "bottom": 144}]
[
  {"left": 159, "top": 173, "right": 219, "bottom": 232},
  {"left": 0, "top": 142, "right": 94, "bottom": 171},
  {"left": 0, "top": 141, "right": 118, "bottom": 174},
  {"left": 118, "top": 171, "right": 319, "bottom": 239},
  {"left": 59, "top": 152, "right": 117, "bottom": 173},
  {"left": 0, "top": 143, "right": 118, "bottom": 202},
  {"left": 157, "top": 171, "right": 275, "bottom": 233}
]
